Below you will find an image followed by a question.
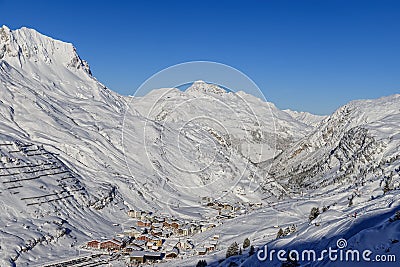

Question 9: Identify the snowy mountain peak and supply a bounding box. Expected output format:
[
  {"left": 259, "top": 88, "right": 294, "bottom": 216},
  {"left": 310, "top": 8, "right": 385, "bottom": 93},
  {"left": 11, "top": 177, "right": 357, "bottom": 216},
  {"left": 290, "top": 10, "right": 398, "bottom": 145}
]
[
  {"left": 283, "top": 109, "right": 326, "bottom": 127},
  {"left": 0, "top": 25, "right": 91, "bottom": 75},
  {"left": 1, "top": 25, "right": 10, "bottom": 34},
  {"left": 185, "top": 80, "right": 227, "bottom": 95}
]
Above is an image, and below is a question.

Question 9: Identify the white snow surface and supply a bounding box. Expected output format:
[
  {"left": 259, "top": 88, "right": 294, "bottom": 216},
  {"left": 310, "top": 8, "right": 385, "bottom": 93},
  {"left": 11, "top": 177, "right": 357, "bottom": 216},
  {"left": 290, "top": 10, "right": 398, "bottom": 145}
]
[
  {"left": 283, "top": 109, "right": 327, "bottom": 127},
  {"left": 0, "top": 26, "right": 399, "bottom": 267}
]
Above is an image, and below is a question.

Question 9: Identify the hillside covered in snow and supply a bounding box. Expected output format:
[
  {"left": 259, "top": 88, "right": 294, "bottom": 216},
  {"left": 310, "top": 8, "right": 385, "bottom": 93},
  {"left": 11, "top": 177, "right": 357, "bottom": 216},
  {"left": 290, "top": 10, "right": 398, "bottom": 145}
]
[{"left": 0, "top": 26, "right": 399, "bottom": 267}]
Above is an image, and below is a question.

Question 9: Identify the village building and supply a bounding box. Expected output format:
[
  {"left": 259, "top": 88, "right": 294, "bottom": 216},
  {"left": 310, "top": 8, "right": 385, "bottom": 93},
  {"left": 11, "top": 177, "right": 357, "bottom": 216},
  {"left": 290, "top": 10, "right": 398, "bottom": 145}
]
[
  {"left": 163, "top": 219, "right": 172, "bottom": 228},
  {"left": 205, "top": 244, "right": 215, "bottom": 252},
  {"left": 86, "top": 240, "right": 100, "bottom": 249},
  {"left": 151, "top": 229, "right": 163, "bottom": 237},
  {"left": 131, "top": 239, "right": 146, "bottom": 248},
  {"left": 178, "top": 225, "right": 192, "bottom": 236},
  {"left": 128, "top": 210, "right": 151, "bottom": 220},
  {"left": 206, "top": 202, "right": 216, "bottom": 208},
  {"left": 165, "top": 247, "right": 179, "bottom": 259},
  {"left": 207, "top": 223, "right": 217, "bottom": 230},
  {"left": 222, "top": 203, "right": 234, "bottom": 211},
  {"left": 197, "top": 248, "right": 207, "bottom": 255},
  {"left": 137, "top": 219, "right": 151, "bottom": 227},
  {"left": 151, "top": 222, "right": 164, "bottom": 229},
  {"left": 177, "top": 239, "right": 194, "bottom": 250},
  {"left": 99, "top": 239, "right": 122, "bottom": 251},
  {"left": 219, "top": 208, "right": 234, "bottom": 218},
  {"left": 124, "top": 227, "right": 142, "bottom": 238},
  {"left": 136, "top": 234, "right": 163, "bottom": 247},
  {"left": 126, "top": 251, "right": 163, "bottom": 265},
  {"left": 210, "top": 240, "right": 218, "bottom": 247},
  {"left": 128, "top": 210, "right": 146, "bottom": 219},
  {"left": 127, "top": 210, "right": 135, "bottom": 218},
  {"left": 153, "top": 217, "right": 165, "bottom": 223},
  {"left": 170, "top": 221, "right": 181, "bottom": 230},
  {"left": 162, "top": 238, "right": 180, "bottom": 252},
  {"left": 146, "top": 241, "right": 154, "bottom": 250},
  {"left": 123, "top": 244, "right": 143, "bottom": 253}
]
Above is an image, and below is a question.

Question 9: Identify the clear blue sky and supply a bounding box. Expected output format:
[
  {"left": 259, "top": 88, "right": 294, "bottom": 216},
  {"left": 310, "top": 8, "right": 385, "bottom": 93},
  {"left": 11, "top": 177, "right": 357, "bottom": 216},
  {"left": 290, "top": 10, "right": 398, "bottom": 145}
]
[{"left": 1, "top": 0, "right": 399, "bottom": 115}]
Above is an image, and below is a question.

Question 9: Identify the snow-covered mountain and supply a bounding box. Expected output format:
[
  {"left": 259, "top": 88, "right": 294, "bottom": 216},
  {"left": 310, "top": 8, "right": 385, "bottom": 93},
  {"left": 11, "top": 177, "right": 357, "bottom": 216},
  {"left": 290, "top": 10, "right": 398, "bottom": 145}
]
[
  {"left": 0, "top": 26, "right": 312, "bottom": 266},
  {"left": 168, "top": 95, "right": 400, "bottom": 267},
  {"left": 0, "top": 26, "right": 399, "bottom": 267},
  {"left": 283, "top": 109, "right": 326, "bottom": 127},
  {"left": 270, "top": 94, "right": 400, "bottom": 192},
  {"left": 130, "top": 80, "right": 314, "bottom": 163}
]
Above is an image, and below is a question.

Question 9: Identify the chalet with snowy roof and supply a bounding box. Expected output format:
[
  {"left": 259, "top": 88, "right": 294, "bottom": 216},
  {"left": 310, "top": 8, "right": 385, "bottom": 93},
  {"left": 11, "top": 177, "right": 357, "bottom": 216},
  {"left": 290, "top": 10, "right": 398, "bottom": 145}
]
[
  {"left": 131, "top": 239, "right": 146, "bottom": 248},
  {"left": 123, "top": 244, "right": 143, "bottom": 254},
  {"left": 99, "top": 239, "right": 122, "bottom": 251},
  {"left": 129, "top": 251, "right": 164, "bottom": 263},
  {"left": 205, "top": 244, "right": 215, "bottom": 252},
  {"left": 127, "top": 210, "right": 136, "bottom": 218},
  {"left": 146, "top": 242, "right": 155, "bottom": 250},
  {"left": 165, "top": 247, "right": 179, "bottom": 259},
  {"left": 86, "top": 240, "right": 101, "bottom": 249},
  {"left": 136, "top": 234, "right": 163, "bottom": 246},
  {"left": 177, "top": 239, "right": 194, "bottom": 250},
  {"left": 163, "top": 219, "right": 172, "bottom": 228},
  {"left": 162, "top": 238, "right": 180, "bottom": 251},
  {"left": 178, "top": 225, "right": 193, "bottom": 236},
  {"left": 153, "top": 217, "right": 165, "bottom": 223},
  {"left": 200, "top": 225, "right": 208, "bottom": 233},
  {"left": 128, "top": 210, "right": 151, "bottom": 220},
  {"left": 197, "top": 248, "right": 207, "bottom": 255},
  {"left": 170, "top": 220, "right": 183, "bottom": 229},
  {"left": 137, "top": 219, "right": 151, "bottom": 227},
  {"left": 219, "top": 208, "right": 234, "bottom": 217},
  {"left": 151, "top": 222, "right": 164, "bottom": 229},
  {"left": 151, "top": 228, "right": 163, "bottom": 237},
  {"left": 124, "top": 227, "right": 142, "bottom": 238},
  {"left": 126, "top": 251, "right": 164, "bottom": 265},
  {"left": 210, "top": 240, "right": 218, "bottom": 247}
]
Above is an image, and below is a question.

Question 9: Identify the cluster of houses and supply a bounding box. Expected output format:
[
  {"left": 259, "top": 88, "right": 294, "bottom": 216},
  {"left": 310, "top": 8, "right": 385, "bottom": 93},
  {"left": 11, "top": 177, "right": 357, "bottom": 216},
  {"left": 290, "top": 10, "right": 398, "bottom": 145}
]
[
  {"left": 126, "top": 209, "right": 218, "bottom": 239},
  {"left": 83, "top": 197, "right": 265, "bottom": 265},
  {"left": 201, "top": 197, "right": 263, "bottom": 219},
  {"left": 86, "top": 239, "right": 123, "bottom": 251},
  {"left": 195, "top": 235, "right": 220, "bottom": 256},
  {"left": 84, "top": 209, "right": 221, "bottom": 265}
]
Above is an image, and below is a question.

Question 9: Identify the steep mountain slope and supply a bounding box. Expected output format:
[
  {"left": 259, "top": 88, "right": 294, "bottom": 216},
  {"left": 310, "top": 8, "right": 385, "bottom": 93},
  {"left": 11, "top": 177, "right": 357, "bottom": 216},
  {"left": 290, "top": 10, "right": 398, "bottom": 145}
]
[
  {"left": 269, "top": 94, "right": 400, "bottom": 193},
  {"left": 0, "top": 134, "right": 127, "bottom": 266},
  {"left": 237, "top": 95, "right": 400, "bottom": 266},
  {"left": 166, "top": 96, "right": 400, "bottom": 267}
]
